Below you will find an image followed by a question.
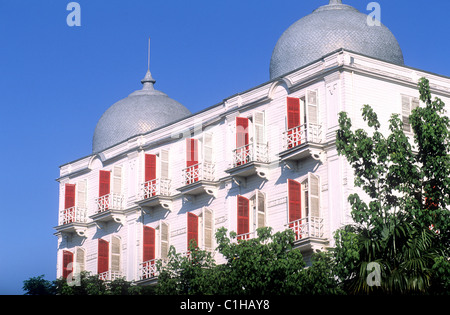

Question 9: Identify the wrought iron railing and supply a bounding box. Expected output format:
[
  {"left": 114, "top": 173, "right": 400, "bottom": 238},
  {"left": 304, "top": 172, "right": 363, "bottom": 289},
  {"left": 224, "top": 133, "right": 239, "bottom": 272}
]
[
  {"left": 232, "top": 143, "right": 269, "bottom": 167},
  {"left": 59, "top": 206, "right": 87, "bottom": 225},
  {"left": 95, "top": 193, "right": 124, "bottom": 213},
  {"left": 182, "top": 162, "right": 215, "bottom": 185},
  {"left": 285, "top": 216, "right": 324, "bottom": 241},
  {"left": 140, "top": 178, "right": 171, "bottom": 199},
  {"left": 284, "top": 123, "right": 322, "bottom": 150}
]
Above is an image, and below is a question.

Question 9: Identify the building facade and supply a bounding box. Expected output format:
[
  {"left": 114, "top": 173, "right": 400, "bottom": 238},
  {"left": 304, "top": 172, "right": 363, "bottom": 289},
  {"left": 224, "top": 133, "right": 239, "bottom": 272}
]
[{"left": 54, "top": 0, "right": 450, "bottom": 284}]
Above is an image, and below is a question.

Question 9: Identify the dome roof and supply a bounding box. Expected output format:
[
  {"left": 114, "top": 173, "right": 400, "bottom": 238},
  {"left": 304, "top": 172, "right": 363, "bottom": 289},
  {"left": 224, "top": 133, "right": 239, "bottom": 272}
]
[
  {"left": 270, "top": 0, "right": 404, "bottom": 79},
  {"left": 92, "top": 70, "right": 191, "bottom": 153}
]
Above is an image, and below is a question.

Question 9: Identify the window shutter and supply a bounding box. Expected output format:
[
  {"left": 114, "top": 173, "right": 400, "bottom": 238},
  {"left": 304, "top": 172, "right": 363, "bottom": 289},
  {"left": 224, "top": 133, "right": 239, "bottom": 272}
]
[
  {"left": 257, "top": 191, "right": 266, "bottom": 228},
  {"left": 76, "top": 180, "right": 87, "bottom": 209},
  {"left": 186, "top": 138, "right": 199, "bottom": 167},
  {"left": 111, "top": 236, "right": 121, "bottom": 272},
  {"left": 202, "top": 133, "right": 214, "bottom": 164},
  {"left": 287, "top": 97, "right": 301, "bottom": 130},
  {"left": 402, "top": 95, "right": 412, "bottom": 132},
  {"left": 160, "top": 149, "right": 170, "bottom": 179},
  {"left": 306, "top": 90, "right": 318, "bottom": 124},
  {"left": 145, "top": 154, "right": 157, "bottom": 182},
  {"left": 308, "top": 173, "right": 320, "bottom": 218},
  {"left": 98, "top": 239, "right": 109, "bottom": 274},
  {"left": 236, "top": 117, "right": 249, "bottom": 149},
  {"left": 62, "top": 250, "right": 74, "bottom": 279},
  {"left": 99, "top": 170, "right": 111, "bottom": 197},
  {"left": 143, "top": 226, "right": 156, "bottom": 262},
  {"left": 187, "top": 212, "right": 199, "bottom": 249},
  {"left": 202, "top": 208, "right": 213, "bottom": 251},
  {"left": 112, "top": 166, "right": 122, "bottom": 195},
  {"left": 160, "top": 221, "right": 169, "bottom": 260},
  {"left": 76, "top": 248, "right": 85, "bottom": 273},
  {"left": 288, "top": 179, "right": 302, "bottom": 223},
  {"left": 253, "top": 111, "right": 266, "bottom": 145},
  {"left": 237, "top": 196, "right": 250, "bottom": 236},
  {"left": 64, "top": 184, "right": 76, "bottom": 209}
]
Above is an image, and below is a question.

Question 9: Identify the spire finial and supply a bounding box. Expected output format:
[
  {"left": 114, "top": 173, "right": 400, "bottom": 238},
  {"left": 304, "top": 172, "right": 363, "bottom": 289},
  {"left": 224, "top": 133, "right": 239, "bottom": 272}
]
[
  {"left": 141, "top": 36, "right": 156, "bottom": 89},
  {"left": 329, "top": 0, "right": 342, "bottom": 4},
  {"left": 147, "top": 36, "right": 151, "bottom": 71}
]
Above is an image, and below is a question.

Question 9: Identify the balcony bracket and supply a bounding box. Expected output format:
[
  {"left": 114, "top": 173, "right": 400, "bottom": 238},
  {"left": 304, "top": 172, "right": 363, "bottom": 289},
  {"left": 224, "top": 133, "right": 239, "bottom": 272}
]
[
  {"left": 310, "top": 150, "right": 327, "bottom": 164},
  {"left": 255, "top": 167, "right": 270, "bottom": 180}
]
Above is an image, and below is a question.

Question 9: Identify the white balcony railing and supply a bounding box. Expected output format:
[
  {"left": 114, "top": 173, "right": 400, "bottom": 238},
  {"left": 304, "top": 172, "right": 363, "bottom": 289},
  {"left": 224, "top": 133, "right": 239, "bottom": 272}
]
[
  {"left": 236, "top": 231, "right": 255, "bottom": 241},
  {"left": 285, "top": 216, "right": 324, "bottom": 241},
  {"left": 232, "top": 143, "right": 269, "bottom": 167},
  {"left": 182, "top": 162, "right": 215, "bottom": 185},
  {"left": 98, "top": 270, "right": 123, "bottom": 281},
  {"left": 140, "top": 178, "right": 171, "bottom": 200},
  {"left": 59, "top": 207, "right": 87, "bottom": 225},
  {"left": 139, "top": 259, "right": 158, "bottom": 280},
  {"left": 284, "top": 123, "right": 322, "bottom": 150},
  {"left": 95, "top": 193, "right": 124, "bottom": 213}
]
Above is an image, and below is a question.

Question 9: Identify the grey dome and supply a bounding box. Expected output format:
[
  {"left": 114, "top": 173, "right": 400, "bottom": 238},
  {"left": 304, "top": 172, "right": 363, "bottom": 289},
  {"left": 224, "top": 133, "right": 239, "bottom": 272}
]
[
  {"left": 270, "top": 0, "right": 404, "bottom": 79},
  {"left": 92, "top": 70, "right": 191, "bottom": 153}
]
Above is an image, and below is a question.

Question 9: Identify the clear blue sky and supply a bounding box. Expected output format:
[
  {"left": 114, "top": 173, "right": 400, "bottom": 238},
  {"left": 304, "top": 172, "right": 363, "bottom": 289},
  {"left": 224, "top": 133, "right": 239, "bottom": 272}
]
[{"left": 0, "top": 0, "right": 448, "bottom": 294}]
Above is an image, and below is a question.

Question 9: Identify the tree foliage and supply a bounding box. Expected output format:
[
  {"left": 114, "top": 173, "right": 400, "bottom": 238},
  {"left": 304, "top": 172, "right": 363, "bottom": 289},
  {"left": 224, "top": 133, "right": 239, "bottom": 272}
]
[{"left": 335, "top": 77, "right": 450, "bottom": 294}]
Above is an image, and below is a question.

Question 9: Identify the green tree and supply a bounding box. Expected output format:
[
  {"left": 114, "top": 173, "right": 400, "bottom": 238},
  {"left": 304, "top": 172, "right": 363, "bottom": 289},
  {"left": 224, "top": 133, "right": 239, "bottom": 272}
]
[
  {"left": 155, "top": 227, "right": 342, "bottom": 295},
  {"left": 23, "top": 275, "right": 55, "bottom": 295},
  {"left": 334, "top": 77, "right": 450, "bottom": 294}
]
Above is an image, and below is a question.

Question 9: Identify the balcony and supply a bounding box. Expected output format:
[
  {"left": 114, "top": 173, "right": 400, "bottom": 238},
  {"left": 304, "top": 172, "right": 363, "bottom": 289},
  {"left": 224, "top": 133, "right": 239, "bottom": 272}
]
[
  {"left": 177, "top": 162, "right": 219, "bottom": 197},
  {"left": 285, "top": 216, "right": 328, "bottom": 253},
  {"left": 136, "top": 178, "right": 173, "bottom": 211},
  {"left": 279, "top": 123, "right": 325, "bottom": 163},
  {"left": 225, "top": 143, "right": 270, "bottom": 180},
  {"left": 139, "top": 259, "right": 159, "bottom": 281},
  {"left": 89, "top": 193, "right": 125, "bottom": 226},
  {"left": 98, "top": 270, "right": 123, "bottom": 282},
  {"left": 54, "top": 207, "right": 88, "bottom": 237}
]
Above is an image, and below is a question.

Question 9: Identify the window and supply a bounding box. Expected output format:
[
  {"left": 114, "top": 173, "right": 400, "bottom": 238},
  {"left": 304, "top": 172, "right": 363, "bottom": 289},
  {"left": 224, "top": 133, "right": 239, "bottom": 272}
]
[
  {"left": 159, "top": 221, "right": 170, "bottom": 260},
  {"left": 186, "top": 139, "right": 199, "bottom": 184},
  {"left": 237, "top": 195, "right": 250, "bottom": 240},
  {"left": 250, "top": 191, "right": 266, "bottom": 230},
  {"left": 402, "top": 95, "right": 420, "bottom": 133},
  {"left": 97, "top": 239, "right": 109, "bottom": 275},
  {"left": 187, "top": 212, "right": 199, "bottom": 249},
  {"left": 62, "top": 248, "right": 85, "bottom": 279},
  {"left": 200, "top": 208, "right": 214, "bottom": 251},
  {"left": 99, "top": 170, "right": 111, "bottom": 198},
  {"left": 62, "top": 250, "right": 74, "bottom": 279},
  {"left": 286, "top": 90, "right": 319, "bottom": 148},
  {"left": 142, "top": 226, "right": 157, "bottom": 279},
  {"left": 287, "top": 174, "right": 321, "bottom": 240}
]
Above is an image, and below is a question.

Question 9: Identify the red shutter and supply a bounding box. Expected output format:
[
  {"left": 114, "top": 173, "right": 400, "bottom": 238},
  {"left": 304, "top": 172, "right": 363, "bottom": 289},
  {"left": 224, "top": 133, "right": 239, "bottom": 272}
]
[
  {"left": 236, "top": 117, "right": 249, "bottom": 149},
  {"left": 186, "top": 138, "right": 199, "bottom": 167},
  {"left": 145, "top": 154, "right": 157, "bottom": 182},
  {"left": 187, "top": 212, "right": 199, "bottom": 249},
  {"left": 186, "top": 139, "right": 199, "bottom": 183},
  {"left": 287, "top": 97, "right": 301, "bottom": 130},
  {"left": 237, "top": 196, "right": 250, "bottom": 239},
  {"left": 98, "top": 239, "right": 109, "bottom": 274},
  {"left": 143, "top": 226, "right": 156, "bottom": 262},
  {"left": 99, "top": 170, "right": 111, "bottom": 197},
  {"left": 288, "top": 179, "right": 302, "bottom": 222},
  {"left": 62, "top": 250, "right": 74, "bottom": 279},
  {"left": 64, "top": 184, "right": 76, "bottom": 209}
]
